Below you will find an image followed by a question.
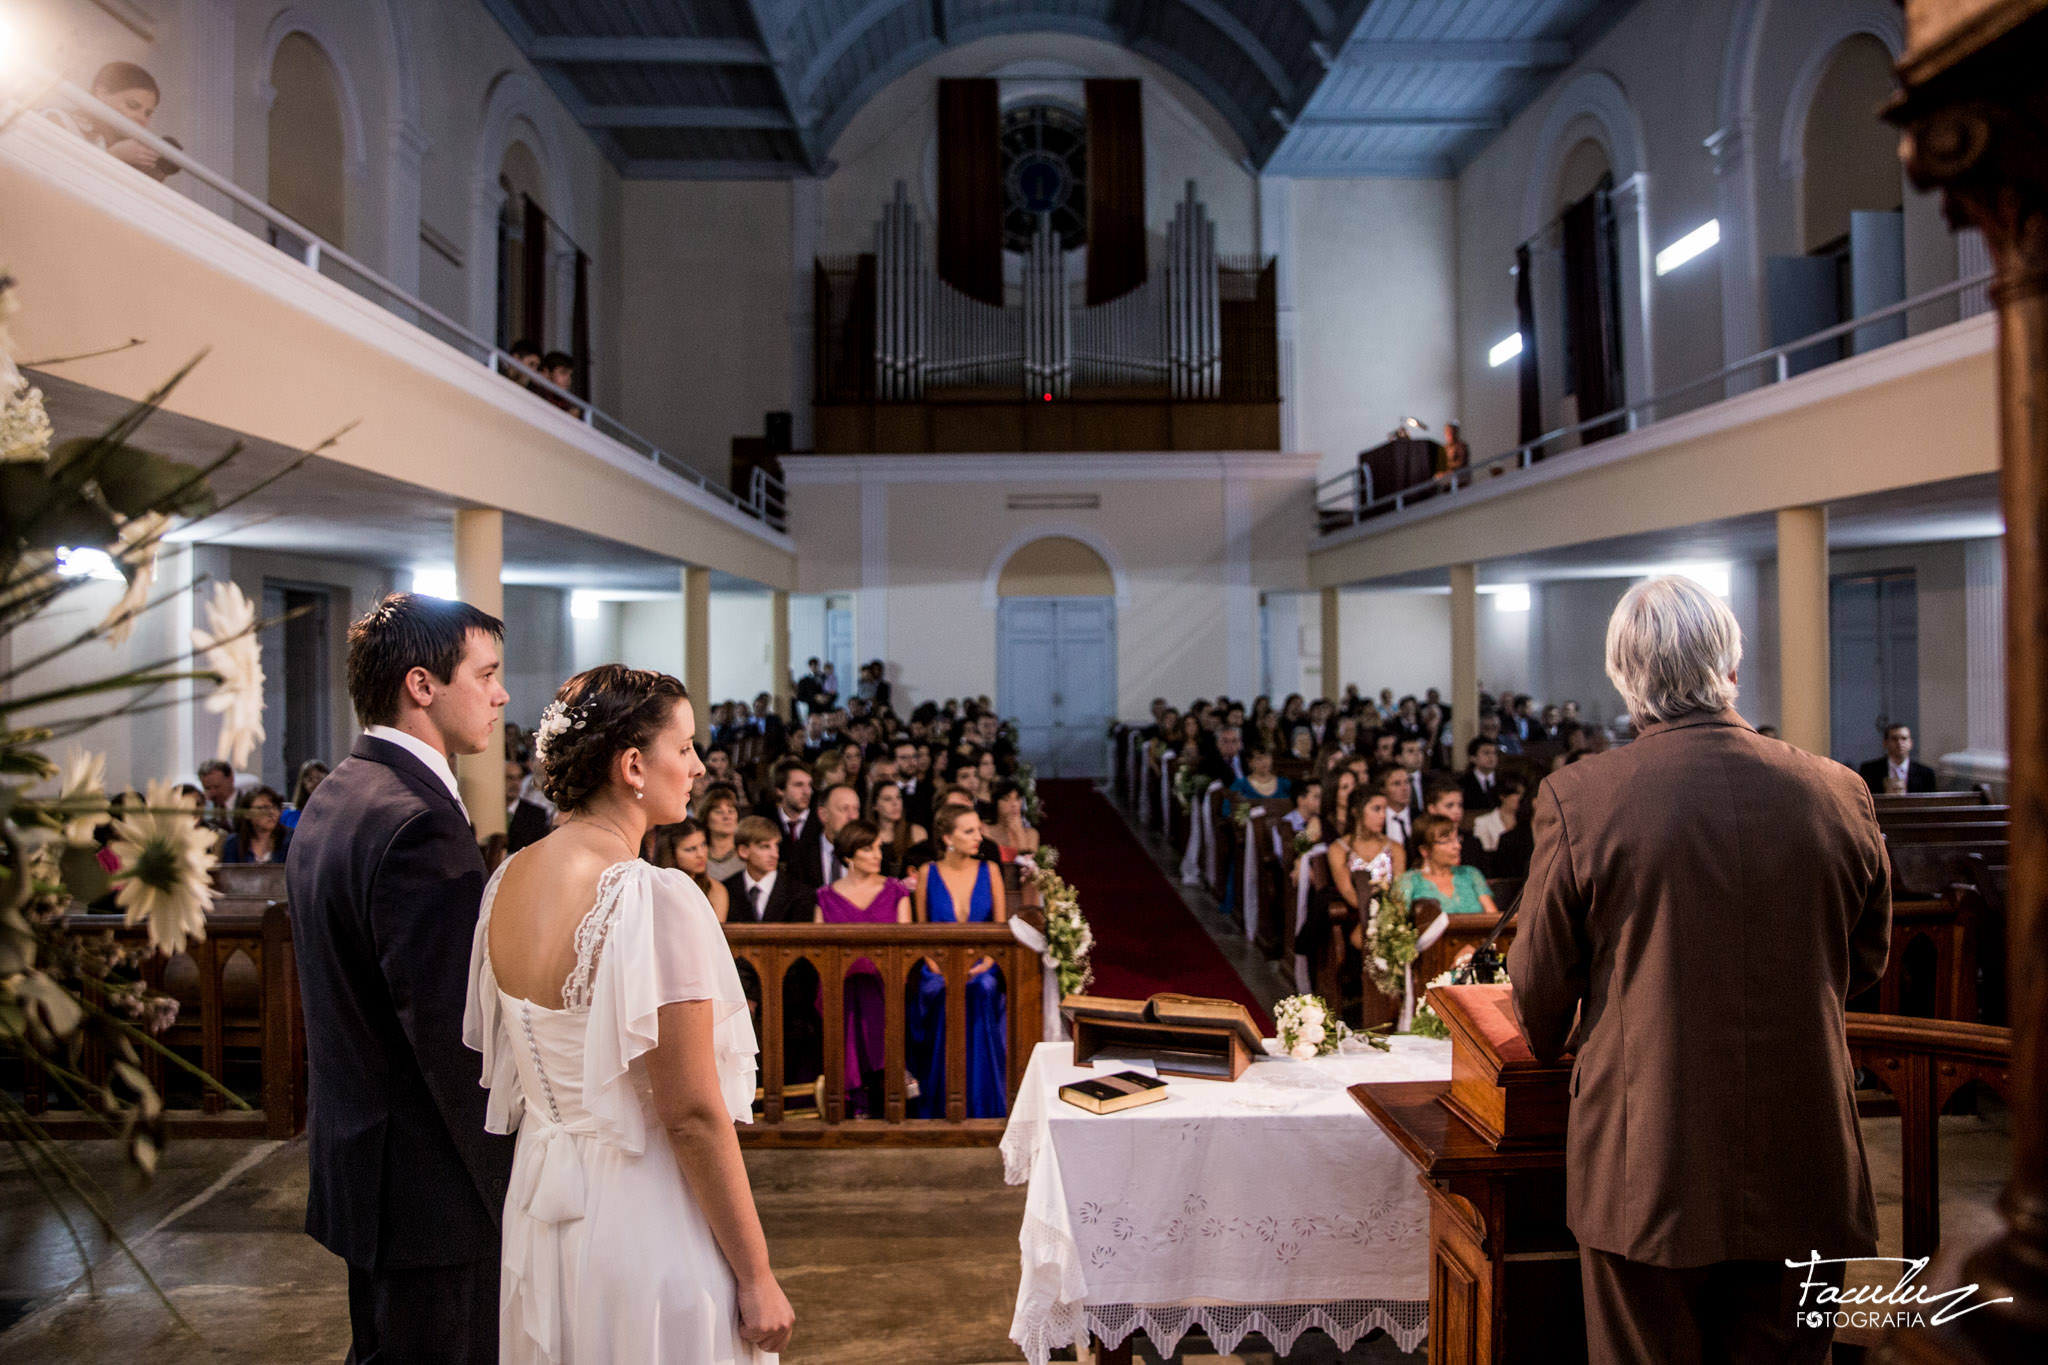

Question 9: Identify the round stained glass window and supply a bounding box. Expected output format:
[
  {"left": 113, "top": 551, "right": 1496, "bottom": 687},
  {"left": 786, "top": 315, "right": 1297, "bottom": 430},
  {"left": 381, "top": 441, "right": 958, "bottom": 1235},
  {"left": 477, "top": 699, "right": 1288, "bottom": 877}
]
[{"left": 1001, "top": 103, "right": 1086, "bottom": 254}]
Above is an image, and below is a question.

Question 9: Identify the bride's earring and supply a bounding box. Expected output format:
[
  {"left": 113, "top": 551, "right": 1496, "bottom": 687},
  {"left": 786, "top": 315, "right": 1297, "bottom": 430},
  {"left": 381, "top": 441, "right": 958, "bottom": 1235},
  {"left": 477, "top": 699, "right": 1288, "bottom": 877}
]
[{"left": 634, "top": 786, "right": 644, "bottom": 800}]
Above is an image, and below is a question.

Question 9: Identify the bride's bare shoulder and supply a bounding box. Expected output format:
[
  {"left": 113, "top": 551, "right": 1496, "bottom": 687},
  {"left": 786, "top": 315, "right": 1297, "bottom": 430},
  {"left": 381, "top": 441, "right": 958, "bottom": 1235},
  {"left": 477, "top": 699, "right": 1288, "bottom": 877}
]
[{"left": 494, "top": 837, "right": 619, "bottom": 917}]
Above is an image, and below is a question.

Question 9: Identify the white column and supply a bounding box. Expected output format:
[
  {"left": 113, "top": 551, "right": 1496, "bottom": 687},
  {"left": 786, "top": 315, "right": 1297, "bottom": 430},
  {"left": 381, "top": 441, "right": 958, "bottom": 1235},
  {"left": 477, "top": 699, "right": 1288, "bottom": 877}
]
[
  {"left": 1776, "top": 507, "right": 1830, "bottom": 756},
  {"left": 682, "top": 566, "right": 711, "bottom": 709},
  {"left": 455, "top": 509, "right": 506, "bottom": 838},
  {"left": 1943, "top": 537, "right": 2009, "bottom": 788},
  {"left": 788, "top": 177, "right": 823, "bottom": 450},
  {"left": 175, "top": 0, "right": 236, "bottom": 215},
  {"left": 857, "top": 479, "right": 887, "bottom": 667},
  {"left": 1450, "top": 565, "right": 1479, "bottom": 760},
  {"left": 1608, "top": 172, "right": 1655, "bottom": 423},
  {"left": 387, "top": 121, "right": 429, "bottom": 294},
  {"left": 1256, "top": 174, "right": 1298, "bottom": 452},
  {"left": 771, "top": 590, "right": 792, "bottom": 715},
  {"left": 1708, "top": 120, "right": 1763, "bottom": 394},
  {"left": 1320, "top": 587, "right": 1341, "bottom": 703},
  {"left": 1223, "top": 465, "right": 1257, "bottom": 700}
]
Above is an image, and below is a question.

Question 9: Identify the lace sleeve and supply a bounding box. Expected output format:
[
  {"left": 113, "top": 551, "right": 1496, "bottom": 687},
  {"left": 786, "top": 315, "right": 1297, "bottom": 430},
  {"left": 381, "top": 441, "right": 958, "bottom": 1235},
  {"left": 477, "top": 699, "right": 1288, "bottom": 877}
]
[
  {"left": 582, "top": 864, "right": 757, "bottom": 1153},
  {"left": 462, "top": 861, "right": 524, "bottom": 1135}
]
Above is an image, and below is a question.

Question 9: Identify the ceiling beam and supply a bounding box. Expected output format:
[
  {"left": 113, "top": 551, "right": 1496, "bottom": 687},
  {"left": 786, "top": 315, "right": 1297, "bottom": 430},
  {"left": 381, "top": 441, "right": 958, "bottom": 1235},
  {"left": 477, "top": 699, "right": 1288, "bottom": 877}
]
[
  {"left": 1327, "top": 38, "right": 1574, "bottom": 68},
  {"left": 1173, "top": 0, "right": 1296, "bottom": 102},
  {"left": 523, "top": 36, "right": 770, "bottom": 64},
  {"left": 619, "top": 159, "right": 805, "bottom": 180},
  {"left": 1283, "top": 109, "right": 1506, "bottom": 132},
  {"left": 581, "top": 105, "right": 796, "bottom": 130},
  {"left": 741, "top": 0, "right": 821, "bottom": 174}
]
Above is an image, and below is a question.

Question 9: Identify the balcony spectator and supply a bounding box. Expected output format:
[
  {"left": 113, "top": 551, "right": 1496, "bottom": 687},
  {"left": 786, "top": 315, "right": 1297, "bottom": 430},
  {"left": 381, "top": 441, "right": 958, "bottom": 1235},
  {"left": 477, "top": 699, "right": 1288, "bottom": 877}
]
[
  {"left": 49, "top": 62, "right": 181, "bottom": 182},
  {"left": 539, "top": 351, "right": 578, "bottom": 410},
  {"left": 501, "top": 338, "right": 541, "bottom": 388}
]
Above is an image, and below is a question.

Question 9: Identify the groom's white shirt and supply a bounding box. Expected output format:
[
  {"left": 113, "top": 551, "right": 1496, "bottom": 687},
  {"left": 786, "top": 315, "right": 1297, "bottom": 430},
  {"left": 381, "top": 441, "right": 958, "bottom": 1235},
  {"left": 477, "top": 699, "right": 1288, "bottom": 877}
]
[{"left": 364, "top": 725, "right": 468, "bottom": 822}]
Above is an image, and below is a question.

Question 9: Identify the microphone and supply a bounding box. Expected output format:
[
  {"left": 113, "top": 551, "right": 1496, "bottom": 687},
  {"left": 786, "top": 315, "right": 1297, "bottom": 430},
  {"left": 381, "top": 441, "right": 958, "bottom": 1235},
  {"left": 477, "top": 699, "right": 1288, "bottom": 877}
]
[{"left": 1456, "top": 893, "right": 1522, "bottom": 985}]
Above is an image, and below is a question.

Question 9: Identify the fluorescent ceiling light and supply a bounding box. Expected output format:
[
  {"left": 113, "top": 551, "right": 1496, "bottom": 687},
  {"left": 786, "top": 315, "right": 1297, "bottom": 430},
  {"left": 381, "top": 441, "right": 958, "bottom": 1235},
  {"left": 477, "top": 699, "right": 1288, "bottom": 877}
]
[
  {"left": 1489, "top": 584, "right": 1531, "bottom": 613},
  {"left": 1649, "top": 562, "right": 1731, "bottom": 597},
  {"left": 411, "top": 568, "right": 458, "bottom": 600},
  {"left": 1488, "top": 332, "right": 1524, "bottom": 368},
  {"left": 570, "top": 590, "right": 602, "bottom": 620},
  {"left": 1655, "top": 219, "right": 1720, "bottom": 275},
  {"left": 56, "top": 547, "right": 123, "bottom": 582}
]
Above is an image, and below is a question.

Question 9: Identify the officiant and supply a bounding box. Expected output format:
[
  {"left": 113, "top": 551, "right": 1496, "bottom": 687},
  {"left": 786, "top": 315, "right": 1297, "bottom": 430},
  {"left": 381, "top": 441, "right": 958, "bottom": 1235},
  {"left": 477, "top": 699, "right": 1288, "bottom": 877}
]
[{"left": 1507, "top": 576, "right": 1892, "bottom": 1365}]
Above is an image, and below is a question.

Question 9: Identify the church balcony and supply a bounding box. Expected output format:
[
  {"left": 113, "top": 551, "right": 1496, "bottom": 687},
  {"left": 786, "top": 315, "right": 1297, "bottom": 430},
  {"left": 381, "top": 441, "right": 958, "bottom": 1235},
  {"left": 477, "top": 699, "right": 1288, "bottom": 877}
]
[
  {"left": 0, "top": 84, "right": 794, "bottom": 591},
  {"left": 1308, "top": 278, "right": 1998, "bottom": 588}
]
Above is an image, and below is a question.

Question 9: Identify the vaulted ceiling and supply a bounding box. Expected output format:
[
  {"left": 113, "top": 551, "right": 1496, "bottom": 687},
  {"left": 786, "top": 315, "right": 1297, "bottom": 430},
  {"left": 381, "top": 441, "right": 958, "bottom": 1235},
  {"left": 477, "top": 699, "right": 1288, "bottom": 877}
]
[{"left": 480, "top": 0, "right": 1640, "bottom": 179}]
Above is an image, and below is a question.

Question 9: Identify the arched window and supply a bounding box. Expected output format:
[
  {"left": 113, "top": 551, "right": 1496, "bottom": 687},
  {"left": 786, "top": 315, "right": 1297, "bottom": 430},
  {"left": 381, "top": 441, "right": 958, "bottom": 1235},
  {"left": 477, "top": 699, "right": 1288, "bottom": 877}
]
[
  {"left": 495, "top": 139, "right": 547, "bottom": 351},
  {"left": 1774, "top": 35, "right": 1907, "bottom": 372},
  {"left": 266, "top": 33, "right": 347, "bottom": 251}
]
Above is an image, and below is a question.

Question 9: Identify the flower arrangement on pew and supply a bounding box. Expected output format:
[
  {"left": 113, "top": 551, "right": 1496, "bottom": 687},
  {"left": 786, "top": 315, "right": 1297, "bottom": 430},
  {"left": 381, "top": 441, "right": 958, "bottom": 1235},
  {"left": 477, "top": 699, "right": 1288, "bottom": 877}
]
[
  {"left": 1013, "top": 760, "right": 1042, "bottom": 824},
  {"left": 1020, "top": 845, "right": 1093, "bottom": 996},
  {"left": 1290, "top": 828, "right": 1317, "bottom": 860},
  {"left": 1172, "top": 763, "right": 1212, "bottom": 812},
  {"left": 1, "top": 266, "right": 322, "bottom": 1279},
  {"left": 1362, "top": 874, "right": 1416, "bottom": 1000}
]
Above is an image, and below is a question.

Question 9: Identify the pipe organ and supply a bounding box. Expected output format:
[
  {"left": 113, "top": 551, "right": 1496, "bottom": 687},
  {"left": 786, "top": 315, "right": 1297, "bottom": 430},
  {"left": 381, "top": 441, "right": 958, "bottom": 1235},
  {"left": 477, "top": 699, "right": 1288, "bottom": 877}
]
[{"left": 868, "top": 179, "right": 1234, "bottom": 402}]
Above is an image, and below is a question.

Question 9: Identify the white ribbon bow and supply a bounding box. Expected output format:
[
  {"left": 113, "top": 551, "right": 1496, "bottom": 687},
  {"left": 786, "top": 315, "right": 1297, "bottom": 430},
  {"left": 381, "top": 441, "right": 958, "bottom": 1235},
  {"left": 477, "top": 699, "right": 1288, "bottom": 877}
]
[{"left": 505, "top": 1121, "right": 587, "bottom": 1363}]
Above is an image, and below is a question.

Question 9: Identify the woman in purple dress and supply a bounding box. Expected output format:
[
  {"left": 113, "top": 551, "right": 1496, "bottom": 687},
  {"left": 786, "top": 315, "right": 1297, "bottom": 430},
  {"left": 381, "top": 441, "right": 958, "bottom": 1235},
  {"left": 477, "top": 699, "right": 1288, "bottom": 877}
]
[{"left": 815, "top": 819, "right": 912, "bottom": 1117}]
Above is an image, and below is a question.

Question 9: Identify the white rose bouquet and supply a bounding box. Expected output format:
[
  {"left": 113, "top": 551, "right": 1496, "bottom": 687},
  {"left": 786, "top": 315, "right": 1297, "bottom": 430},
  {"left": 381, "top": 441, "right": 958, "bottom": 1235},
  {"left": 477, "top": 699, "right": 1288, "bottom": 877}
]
[{"left": 1273, "top": 993, "right": 1348, "bottom": 1059}]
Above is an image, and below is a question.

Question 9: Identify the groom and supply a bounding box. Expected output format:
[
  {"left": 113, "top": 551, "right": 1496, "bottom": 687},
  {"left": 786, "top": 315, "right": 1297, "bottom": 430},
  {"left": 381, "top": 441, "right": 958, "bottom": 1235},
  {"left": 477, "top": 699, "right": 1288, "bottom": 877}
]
[{"left": 290, "top": 594, "right": 515, "bottom": 1363}]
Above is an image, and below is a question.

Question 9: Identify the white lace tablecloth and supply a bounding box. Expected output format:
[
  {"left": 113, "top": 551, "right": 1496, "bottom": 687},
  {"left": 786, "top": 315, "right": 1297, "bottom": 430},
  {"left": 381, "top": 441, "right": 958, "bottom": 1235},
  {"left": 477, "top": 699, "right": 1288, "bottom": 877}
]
[{"left": 1001, "top": 1037, "right": 1453, "bottom": 1363}]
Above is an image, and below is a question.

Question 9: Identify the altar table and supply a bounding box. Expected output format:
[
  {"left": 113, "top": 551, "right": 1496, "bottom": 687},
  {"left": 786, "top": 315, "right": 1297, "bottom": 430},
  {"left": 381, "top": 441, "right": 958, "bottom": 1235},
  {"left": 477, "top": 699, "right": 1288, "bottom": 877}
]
[{"left": 1001, "top": 1037, "right": 1453, "bottom": 1363}]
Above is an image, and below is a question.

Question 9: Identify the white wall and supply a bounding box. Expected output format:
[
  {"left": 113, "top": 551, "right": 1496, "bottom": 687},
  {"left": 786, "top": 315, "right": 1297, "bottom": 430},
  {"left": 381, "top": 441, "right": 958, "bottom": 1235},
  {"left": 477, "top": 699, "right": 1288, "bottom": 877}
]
[
  {"left": 616, "top": 180, "right": 792, "bottom": 481},
  {"left": 1288, "top": 178, "right": 1461, "bottom": 484},
  {"left": 709, "top": 590, "right": 775, "bottom": 703},
  {"left": 502, "top": 584, "right": 571, "bottom": 728},
  {"left": 1335, "top": 589, "right": 1449, "bottom": 702}
]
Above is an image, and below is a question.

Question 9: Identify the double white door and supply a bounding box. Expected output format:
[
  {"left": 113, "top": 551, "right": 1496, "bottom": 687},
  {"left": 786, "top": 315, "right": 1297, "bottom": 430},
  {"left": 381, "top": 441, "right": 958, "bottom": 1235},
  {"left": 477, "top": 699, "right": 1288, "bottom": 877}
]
[{"left": 998, "top": 598, "right": 1116, "bottom": 779}]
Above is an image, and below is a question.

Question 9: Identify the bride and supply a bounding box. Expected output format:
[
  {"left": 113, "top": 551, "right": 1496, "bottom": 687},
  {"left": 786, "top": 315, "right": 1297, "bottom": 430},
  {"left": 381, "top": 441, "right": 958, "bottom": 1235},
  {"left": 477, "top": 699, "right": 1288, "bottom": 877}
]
[{"left": 465, "top": 664, "right": 795, "bottom": 1362}]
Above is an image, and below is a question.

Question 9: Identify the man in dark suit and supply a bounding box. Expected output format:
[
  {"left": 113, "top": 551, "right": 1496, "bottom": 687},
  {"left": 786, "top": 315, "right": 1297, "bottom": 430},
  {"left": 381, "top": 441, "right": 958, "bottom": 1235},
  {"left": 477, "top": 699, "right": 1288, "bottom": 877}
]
[
  {"left": 750, "top": 691, "right": 787, "bottom": 753},
  {"left": 768, "top": 758, "right": 817, "bottom": 870},
  {"left": 892, "top": 739, "right": 933, "bottom": 829},
  {"left": 1858, "top": 722, "right": 1937, "bottom": 795},
  {"left": 504, "top": 759, "right": 551, "bottom": 854},
  {"left": 1510, "top": 577, "right": 1890, "bottom": 1365},
  {"left": 288, "top": 593, "right": 516, "bottom": 1365},
  {"left": 723, "top": 816, "right": 821, "bottom": 1087},
  {"left": 1199, "top": 724, "right": 1247, "bottom": 785},
  {"left": 1458, "top": 737, "right": 1503, "bottom": 815}
]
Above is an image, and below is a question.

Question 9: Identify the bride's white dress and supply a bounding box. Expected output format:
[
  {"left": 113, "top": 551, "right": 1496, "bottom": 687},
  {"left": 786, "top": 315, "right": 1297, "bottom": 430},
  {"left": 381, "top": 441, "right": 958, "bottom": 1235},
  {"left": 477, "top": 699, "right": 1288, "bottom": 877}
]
[{"left": 464, "top": 857, "right": 772, "bottom": 1364}]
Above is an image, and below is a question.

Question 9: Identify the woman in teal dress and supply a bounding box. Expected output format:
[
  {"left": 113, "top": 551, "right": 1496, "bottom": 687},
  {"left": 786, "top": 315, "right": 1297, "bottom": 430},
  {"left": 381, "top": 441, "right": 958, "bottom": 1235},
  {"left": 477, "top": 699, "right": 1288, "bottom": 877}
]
[
  {"left": 907, "top": 804, "right": 1009, "bottom": 1119},
  {"left": 1397, "top": 812, "right": 1499, "bottom": 917}
]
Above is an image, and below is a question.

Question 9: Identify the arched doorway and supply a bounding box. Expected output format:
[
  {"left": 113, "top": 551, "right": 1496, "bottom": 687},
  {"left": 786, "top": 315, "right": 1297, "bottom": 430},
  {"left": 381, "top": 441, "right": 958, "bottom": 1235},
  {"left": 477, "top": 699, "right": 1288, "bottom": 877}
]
[
  {"left": 995, "top": 536, "right": 1117, "bottom": 779},
  {"left": 1774, "top": 35, "right": 1909, "bottom": 372},
  {"left": 267, "top": 32, "right": 348, "bottom": 254}
]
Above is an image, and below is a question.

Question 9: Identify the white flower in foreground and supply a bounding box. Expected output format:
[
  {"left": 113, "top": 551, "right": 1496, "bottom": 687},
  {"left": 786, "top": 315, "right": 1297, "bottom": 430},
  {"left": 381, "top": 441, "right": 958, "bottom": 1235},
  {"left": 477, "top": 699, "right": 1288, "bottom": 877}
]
[
  {"left": 191, "top": 580, "right": 265, "bottom": 769},
  {"left": 99, "top": 512, "right": 169, "bottom": 646},
  {"left": 1289, "top": 1041, "right": 1319, "bottom": 1061},
  {"left": 1, "top": 380, "right": 51, "bottom": 462},
  {"left": 57, "top": 745, "right": 109, "bottom": 844},
  {"left": 1299, "top": 1020, "right": 1326, "bottom": 1046},
  {"left": 111, "top": 780, "right": 216, "bottom": 955}
]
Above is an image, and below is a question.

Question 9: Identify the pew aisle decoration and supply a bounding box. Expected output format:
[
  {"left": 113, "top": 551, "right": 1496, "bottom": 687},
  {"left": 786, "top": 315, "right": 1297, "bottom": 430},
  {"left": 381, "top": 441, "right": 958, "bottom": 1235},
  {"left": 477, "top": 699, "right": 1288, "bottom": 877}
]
[
  {"left": 1025, "top": 845, "right": 1093, "bottom": 996},
  {"left": 1362, "top": 875, "right": 1415, "bottom": 999},
  {"left": 1172, "top": 762, "right": 1210, "bottom": 812},
  {"left": 1014, "top": 760, "right": 1042, "bottom": 823},
  {"left": 0, "top": 267, "right": 311, "bottom": 1278}
]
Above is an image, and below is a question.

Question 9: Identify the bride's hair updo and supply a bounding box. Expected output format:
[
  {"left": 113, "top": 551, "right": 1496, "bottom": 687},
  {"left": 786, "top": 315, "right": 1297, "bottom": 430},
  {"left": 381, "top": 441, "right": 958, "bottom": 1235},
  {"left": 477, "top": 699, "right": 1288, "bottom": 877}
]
[{"left": 533, "top": 664, "right": 688, "bottom": 812}]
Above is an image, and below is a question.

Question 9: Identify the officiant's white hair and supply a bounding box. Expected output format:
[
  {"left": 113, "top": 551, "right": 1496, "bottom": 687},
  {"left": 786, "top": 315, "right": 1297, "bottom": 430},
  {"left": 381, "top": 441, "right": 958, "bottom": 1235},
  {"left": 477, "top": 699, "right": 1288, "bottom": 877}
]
[{"left": 1605, "top": 575, "right": 1742, "bottom": 725}]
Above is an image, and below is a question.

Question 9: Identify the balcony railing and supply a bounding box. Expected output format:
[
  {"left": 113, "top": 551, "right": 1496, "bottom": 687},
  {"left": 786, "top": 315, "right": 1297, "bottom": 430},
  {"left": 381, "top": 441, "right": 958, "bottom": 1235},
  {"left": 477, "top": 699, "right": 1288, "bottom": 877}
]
[
  {"left": 13, "top": 80, "right": 787, "bottom": 535},
  {"left": 1314, "top": 270, "right": 1994, "bottom": 536}
]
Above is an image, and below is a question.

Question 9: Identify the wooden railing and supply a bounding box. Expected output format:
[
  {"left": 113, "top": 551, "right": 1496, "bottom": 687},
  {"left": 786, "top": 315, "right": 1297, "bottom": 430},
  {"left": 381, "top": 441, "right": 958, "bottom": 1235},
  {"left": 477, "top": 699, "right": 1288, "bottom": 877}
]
[
  {"left": 724, "top": 922, "right": 1044, "bottom": 1146},
  {"left": 1846, "top": 1013, "right": 2012, "bottom": 1260},
  {"left": 25, "top": 903, "right": 304, "bottom": 1138}
]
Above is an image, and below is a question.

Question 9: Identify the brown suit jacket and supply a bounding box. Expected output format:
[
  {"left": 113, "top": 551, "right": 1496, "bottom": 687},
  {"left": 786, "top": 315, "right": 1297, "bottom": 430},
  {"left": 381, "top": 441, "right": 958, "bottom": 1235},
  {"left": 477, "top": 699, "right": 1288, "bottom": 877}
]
[{"left": 1507, "top": 709, "right": 1891, "bottom": 1268}]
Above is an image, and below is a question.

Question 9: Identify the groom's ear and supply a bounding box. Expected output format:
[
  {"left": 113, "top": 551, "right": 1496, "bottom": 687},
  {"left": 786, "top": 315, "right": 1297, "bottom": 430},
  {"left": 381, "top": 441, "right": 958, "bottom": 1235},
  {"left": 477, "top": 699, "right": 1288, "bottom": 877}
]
[{"left": 402, "top": 665, "right": 437, "bottom": 711}]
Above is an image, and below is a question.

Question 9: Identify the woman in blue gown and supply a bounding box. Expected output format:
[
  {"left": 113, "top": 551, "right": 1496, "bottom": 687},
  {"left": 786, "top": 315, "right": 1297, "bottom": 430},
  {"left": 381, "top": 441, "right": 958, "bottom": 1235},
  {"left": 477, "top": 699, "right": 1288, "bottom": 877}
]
[{"left": 907, "top": 803, "right": 1009, "bottom": 1119}]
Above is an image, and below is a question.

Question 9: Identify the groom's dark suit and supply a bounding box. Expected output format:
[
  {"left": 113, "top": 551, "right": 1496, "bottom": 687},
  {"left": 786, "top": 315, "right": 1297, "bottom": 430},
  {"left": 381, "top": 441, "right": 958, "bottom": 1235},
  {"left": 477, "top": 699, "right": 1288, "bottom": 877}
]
[{"left": 289, "top": 734, "right": 514, "bottom": 1364}]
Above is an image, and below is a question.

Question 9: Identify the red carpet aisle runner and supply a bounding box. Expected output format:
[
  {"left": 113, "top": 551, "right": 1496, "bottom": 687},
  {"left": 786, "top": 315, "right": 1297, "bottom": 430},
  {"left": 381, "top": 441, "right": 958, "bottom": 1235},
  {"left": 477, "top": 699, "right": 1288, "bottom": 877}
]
[{"left": 1035, "top": 780, "right": 1273, "bottom": 1034}]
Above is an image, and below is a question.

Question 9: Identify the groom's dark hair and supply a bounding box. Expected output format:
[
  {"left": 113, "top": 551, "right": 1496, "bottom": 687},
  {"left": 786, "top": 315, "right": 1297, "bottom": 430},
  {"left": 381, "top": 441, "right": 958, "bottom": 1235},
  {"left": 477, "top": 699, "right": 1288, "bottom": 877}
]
[{"left": 347, "top": 592, "right": 505, "bottom": 728}]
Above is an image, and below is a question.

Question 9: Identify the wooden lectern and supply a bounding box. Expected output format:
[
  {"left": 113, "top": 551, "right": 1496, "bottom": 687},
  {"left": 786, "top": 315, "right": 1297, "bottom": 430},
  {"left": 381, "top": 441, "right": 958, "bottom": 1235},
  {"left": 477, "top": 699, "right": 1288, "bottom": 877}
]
[{"left": 1352, "top": 984, "right": 1584, "bottom": 1364}]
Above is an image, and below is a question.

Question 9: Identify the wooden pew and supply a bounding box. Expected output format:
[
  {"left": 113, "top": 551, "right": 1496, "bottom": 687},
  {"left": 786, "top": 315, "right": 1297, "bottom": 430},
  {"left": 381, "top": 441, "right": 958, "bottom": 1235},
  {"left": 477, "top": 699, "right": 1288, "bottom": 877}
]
[
  {"left": 29, "top": 904, "right": 304, "bottom": 1139},
  {"left": 1891, "top": 842, "right": 2009, "bottom": 900},
  {"left": 1872, "top": 788, "right": 1991, "bottom": 812},
  {"left": 1855, "top": 895, "right": 1982, "bottom": 1022},
  {"left": 1846, "top": 1013, "right": 2012, "bottom": 1260},
  {"left": 723, "top": 922, "right": 1044, "bottom": 1144},
  {"left": 1881, "top": 821, "right": 2012, "bottom": 845},
  {"left": 1877, "top": 804, "right": 2011, "bottom": 828}
]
